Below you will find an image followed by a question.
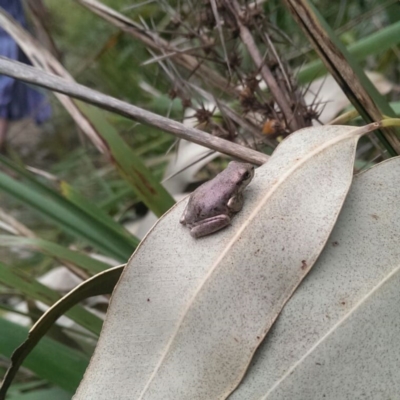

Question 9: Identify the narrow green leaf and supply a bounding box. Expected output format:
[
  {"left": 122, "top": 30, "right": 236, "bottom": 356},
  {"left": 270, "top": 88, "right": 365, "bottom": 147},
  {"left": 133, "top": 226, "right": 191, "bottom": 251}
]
[
  {"left": 0, "top": 155, "right": 137, "bottom": 261},
  {"left": 284, "top": 0, "right": 399, "bottom": 155},
  {"left": 76, "top": 102, "right": 175, "bottom": 217},
  {"left": 0, "top": 318, "right": 88, "bottom": 397},
  {"left": 306, "top": 2, "right": 399, "bottom": 154},
  {"left": 0, "top": 266, "right": 123, "bottom": 400},
  {"left": 0, "top": 262, "right": 103, "bottom": 335},
  {"left": 0, "top": 235, "right": 110, "bottom": 274},
  {"left": 298, "top": 20, "right": 400, "bottom": 84},
  {"left": 8, "top": 387, "right": 71, "bottom": 400},
  {"left": 391, "top": 101, "right": 400, "bottom": 115},
  {"left": 60, "top": 181, "right": 137, "bottom": 244}
]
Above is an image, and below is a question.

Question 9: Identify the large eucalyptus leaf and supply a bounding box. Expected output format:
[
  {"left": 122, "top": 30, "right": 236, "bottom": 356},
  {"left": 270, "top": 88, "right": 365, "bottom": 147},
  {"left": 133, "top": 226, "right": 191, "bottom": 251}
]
[
  {"left": 73, "top": 126, "right": 369, "bottom": 399},
  {"left": 229, "top": 156, "right": 400, "bottom": 399}
]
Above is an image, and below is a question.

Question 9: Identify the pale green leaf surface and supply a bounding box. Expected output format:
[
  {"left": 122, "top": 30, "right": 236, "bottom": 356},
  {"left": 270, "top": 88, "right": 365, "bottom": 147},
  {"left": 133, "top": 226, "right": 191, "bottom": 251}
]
[
  {"left": 229, "top": 156, "right": 400, "bottom": 399},
  {"left": 73, "top": 125, "right": 364, "bottom": 399}
]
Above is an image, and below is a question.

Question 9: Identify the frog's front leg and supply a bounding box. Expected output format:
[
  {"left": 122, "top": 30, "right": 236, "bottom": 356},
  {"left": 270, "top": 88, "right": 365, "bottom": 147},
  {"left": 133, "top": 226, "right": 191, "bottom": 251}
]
[
  {"left": 227, "top": 193, "right": 244, "bottom": 213},
  {"left": 179, "top": 205, "right": 188, "bottom": 225},
  {"left": 189, "top": 215, "right": 231, "bottom": 238}
]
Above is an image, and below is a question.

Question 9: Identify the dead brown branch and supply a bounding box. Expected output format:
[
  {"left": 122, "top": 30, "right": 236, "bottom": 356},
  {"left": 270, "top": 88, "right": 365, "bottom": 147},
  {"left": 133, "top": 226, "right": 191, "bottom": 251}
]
[{"left": 0, "top": 57, "right": 269, "bottom": 165}]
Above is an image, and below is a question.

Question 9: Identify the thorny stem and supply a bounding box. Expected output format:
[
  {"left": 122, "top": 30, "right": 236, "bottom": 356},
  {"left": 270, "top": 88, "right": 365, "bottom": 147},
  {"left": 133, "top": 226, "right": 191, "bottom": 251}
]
[
  {"left": 226, "top": 0, "right": 306, "bottom": 132},
  {"left": 75, "top": 0, "right": 238, "bottom": 97}
]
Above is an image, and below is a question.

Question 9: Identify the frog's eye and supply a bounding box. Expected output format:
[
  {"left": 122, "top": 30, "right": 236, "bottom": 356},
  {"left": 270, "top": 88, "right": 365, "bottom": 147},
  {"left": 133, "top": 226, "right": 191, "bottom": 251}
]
[{"left": 243, "top": 171, "right": 251, "bottom": 180}]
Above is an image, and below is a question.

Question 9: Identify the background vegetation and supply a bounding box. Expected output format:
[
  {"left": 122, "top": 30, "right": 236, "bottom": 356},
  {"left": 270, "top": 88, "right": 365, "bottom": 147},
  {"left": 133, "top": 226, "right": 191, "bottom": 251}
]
[{"left": 0, "top": 0, "right": 399, "bottom": 398}]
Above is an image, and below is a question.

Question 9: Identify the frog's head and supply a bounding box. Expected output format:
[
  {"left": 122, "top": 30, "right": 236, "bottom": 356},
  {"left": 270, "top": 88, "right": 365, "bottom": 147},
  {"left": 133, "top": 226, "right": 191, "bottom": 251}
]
[{"left": 228, "top": 161, "right": 255, "bottom": 190}]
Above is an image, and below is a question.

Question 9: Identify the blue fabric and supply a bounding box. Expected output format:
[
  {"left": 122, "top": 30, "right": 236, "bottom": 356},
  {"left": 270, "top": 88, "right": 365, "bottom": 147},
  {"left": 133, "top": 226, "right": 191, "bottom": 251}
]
[{"left": 0, "top": 0, "right": 51, "bottom": 123}]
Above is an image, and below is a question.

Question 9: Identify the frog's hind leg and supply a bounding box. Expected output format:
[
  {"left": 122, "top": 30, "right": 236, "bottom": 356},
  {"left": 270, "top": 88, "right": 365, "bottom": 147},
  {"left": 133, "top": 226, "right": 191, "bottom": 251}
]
[{"left": 190, "top": 215, "right": 231, "bottom": 238}]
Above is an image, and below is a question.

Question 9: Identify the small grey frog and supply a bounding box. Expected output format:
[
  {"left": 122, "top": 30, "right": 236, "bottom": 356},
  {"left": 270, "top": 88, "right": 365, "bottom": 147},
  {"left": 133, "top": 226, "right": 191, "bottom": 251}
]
[{"left": 180, "top": 161, "right": 255, "bottom": 238}]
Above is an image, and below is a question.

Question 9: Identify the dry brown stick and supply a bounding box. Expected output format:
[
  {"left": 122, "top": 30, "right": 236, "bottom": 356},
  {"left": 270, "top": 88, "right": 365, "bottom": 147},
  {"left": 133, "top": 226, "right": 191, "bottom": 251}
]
[
  {"left": 0, "top": 57, "right": 269, "bottom": 165},
  {"left": 74, "top": 0, "right": 238, "bottom": 97},
  {"left": 226, "top": 0, "right": 306, "bottom": 132},
  {"left": 262, "top": 31, "right": 292, "bottom": 93},
  {"left": 281, "top": 0, "right": 400, "bottom": 155}
]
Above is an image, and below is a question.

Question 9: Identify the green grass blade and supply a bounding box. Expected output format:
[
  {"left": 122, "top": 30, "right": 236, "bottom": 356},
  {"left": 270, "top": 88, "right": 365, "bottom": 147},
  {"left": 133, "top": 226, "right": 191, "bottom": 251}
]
[
  {"left": 308, "top": 2, "right": 397, "bottom": 117},
  {"left": 0, "top": 266, "right": 123, "bottom": 400},
  {"left": 285, "top": 0, "right": 399, "bottom": 155},
  {"left": 305, "top": 1, "right": 399, "bottom": 154},
  {"left": 0, "top": 318, "right": 88, "bottom": 397},
  {"left": 60, "top": 181, "right": 137, "bottom": 244},
  {"left": 0, "top": 156, "right": 137, "bottom": 261},
  {"left": 7, "top": 386, "right": 71, "bottom": 400},
  {"left": 76, "top": 102, "right": 175, "bottom": 217},
  {"left": 0, "top": 235, "right": 111, "bottom": 274},
  {"left": 298, "top": 20, "right": 400, "bottom": 84},
  {"left": 0, "top": 262, "right": 103, "bottom": 335}
]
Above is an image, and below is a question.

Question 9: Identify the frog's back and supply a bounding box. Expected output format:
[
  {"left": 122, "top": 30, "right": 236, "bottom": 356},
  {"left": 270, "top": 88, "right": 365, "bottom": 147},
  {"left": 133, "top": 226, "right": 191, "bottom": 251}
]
[
  {"left": 185, "top": 174, "right": 238, "bottom": 221},
  {"left": 182, "top": 161, "right": 254, "bottom": 227}
]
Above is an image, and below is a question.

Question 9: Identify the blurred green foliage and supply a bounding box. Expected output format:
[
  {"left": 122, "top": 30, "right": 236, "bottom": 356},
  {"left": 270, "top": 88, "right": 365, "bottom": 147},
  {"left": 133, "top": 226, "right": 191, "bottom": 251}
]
[{"left": 0, "top": 0, "right": 399, "bottom": 398}]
